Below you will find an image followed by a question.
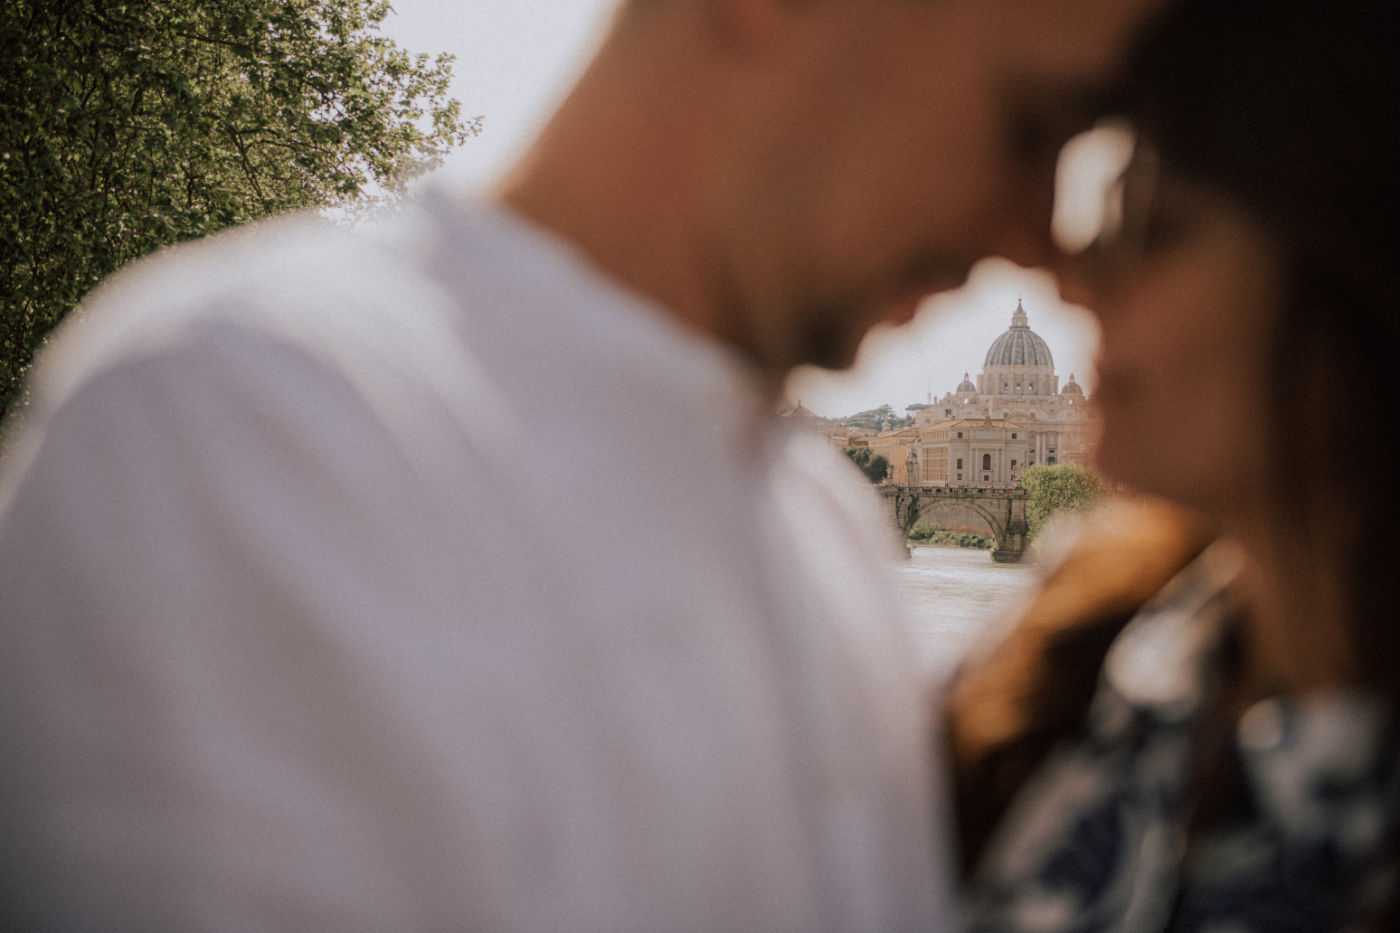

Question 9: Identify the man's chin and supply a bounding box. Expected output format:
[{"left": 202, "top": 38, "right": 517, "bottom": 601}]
[
  {"left": 884, "top": 292, "right": 930, "bottom": 329},
  {"left": 792, "top": 325, "right": 863, "bottom": 372},
  {"left": 801, "top": 300, "right": 929, "bottom": 371}
]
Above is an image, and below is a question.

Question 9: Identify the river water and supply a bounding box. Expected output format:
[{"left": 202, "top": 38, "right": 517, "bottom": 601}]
[{"left": 896, "top": 545, "right": 1042, "bottom": 676}]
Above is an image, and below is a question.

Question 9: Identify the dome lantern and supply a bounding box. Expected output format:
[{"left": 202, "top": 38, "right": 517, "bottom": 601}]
[{"left": 1010, "top": 297, "right": 1029, "bottom": 329}]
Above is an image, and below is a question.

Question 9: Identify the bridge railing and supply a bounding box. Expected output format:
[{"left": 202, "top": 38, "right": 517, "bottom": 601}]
[{"left": 884, "top": 483, "right": 1027, "bottom": 498}]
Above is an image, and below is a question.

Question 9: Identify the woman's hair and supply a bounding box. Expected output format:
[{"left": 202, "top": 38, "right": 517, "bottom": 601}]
[{"left": 1118, "top": 0, "right": 1400, "bottom": 695}]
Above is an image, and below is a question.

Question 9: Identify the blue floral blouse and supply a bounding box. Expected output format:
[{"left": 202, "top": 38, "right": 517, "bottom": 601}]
[{"left": 963, "top": 542, "right": 1400, "bottom": 932}]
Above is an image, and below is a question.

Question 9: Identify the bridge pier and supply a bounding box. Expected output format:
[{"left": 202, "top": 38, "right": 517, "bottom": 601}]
[
  {"left": 992, "top": 495, "right": 1028, "bottom": 562},
  {"left": 991, "top": 540, "right": 1025, "bottom": 563}
]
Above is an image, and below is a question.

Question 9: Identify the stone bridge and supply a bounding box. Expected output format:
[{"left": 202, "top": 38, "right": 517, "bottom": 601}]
[{"left": 880, "top": 485, "right": 1030, "bottom": 563}]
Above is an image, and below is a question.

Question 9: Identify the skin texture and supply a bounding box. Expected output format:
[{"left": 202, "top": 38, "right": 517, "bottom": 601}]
[
  {"left": 499, "top": 0, "right": 1163, "bottom": 380},
  {"left": 1060, "top": 166, "right": 1358, "bottom": 696},
  {"left": 1063, "top": 172, "right": 1283, "bottom": 522}
]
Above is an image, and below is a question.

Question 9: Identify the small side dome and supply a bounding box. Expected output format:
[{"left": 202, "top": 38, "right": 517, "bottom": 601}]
[
  {"left": 956, "top": 372, "right": 977, "bottom": 394},
  {"left": 1061, "top": 374, "right": 1085, "bottom": 396}
]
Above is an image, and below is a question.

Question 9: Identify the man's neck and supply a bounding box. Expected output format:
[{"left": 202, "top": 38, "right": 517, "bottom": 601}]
[{"left": 494, "top": 17, "right": 730, "bottom": 357}]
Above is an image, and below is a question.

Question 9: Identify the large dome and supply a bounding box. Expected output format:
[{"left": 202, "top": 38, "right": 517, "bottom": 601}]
[{"left": 983, "top": 300, "right": 1054, "bottom": 372}]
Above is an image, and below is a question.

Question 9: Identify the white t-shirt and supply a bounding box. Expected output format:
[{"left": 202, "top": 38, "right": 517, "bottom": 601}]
[{"left": 0, "top": 192, "right": 953, "bottom": 932}]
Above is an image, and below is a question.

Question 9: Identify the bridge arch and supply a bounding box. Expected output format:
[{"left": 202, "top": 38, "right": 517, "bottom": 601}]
[
  {"left": 921, "top": 498, "right": 1007, "bottom": 543},
  {"left": 884, "top": 486, "right": 1029, "bottom": 562}
]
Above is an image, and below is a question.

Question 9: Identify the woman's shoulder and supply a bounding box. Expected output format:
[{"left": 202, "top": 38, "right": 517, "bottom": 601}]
[{"left": 946, "top": 496, "right": 1212, "bottom": 870}]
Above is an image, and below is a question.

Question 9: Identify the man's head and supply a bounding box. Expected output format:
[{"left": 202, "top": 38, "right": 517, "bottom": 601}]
[{"left": 502, "top": 0, "right": 1162, "bottom": 375}]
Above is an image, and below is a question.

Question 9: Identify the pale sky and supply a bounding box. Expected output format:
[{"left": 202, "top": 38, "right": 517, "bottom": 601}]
[{"left": 379, "top": 0, "right": 1104, "bottom": 419}]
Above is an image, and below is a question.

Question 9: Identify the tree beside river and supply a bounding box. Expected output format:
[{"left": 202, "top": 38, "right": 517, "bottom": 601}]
[
  {"left": 0, "top": 0, "right": 476, "bottom": 421},
  {"left": 1020, "top": 463, "right": 1108, "bottom": 539}
]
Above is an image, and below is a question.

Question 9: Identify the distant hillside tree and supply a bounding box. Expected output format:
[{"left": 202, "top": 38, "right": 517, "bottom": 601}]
[
  {"left": 841, "top": 404, "right": 896, "bottom": 431},
  {"left": 1021, "top": 463, "right": 1108, "bottom": 537},
  {"left": 1, "top": 0, "right": 477, "bottom": 420}
]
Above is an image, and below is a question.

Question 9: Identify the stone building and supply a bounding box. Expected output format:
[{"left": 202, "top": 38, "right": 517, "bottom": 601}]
[
  {"left": 783, "top": 300, "right": 1094, "bottom": 488},
  {"left": 913, "top": 417, "right": 1029, "bottom": 485},
  {"left": 915, "top": 299, "right": 1094, "bottom": 470},
  {"left": 864, "top": 427, "right": 922, "bottom": 484},
  {"left": 861, "top": 416, "right": 1029, "bottom": 488}
]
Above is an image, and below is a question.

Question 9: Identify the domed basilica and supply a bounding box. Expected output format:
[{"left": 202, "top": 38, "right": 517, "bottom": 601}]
[{"left": 868, "top": 300, "right": 1095, "bottom": 486}]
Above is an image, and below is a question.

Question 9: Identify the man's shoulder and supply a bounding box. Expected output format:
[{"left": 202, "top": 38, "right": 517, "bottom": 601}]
[
  {"left": 777, "top": 425, "right": 875, "bottom": 502},
  {"left": 28, "top": 201, "right": 466, "bottom": 417},
  {"left": 771, "top": 424, "right": 907, "bottom": 558}
]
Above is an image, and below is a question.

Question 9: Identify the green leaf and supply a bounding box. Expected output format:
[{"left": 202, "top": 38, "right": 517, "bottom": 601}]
[{"left": 0, "top": 0, "right": 479, "bottom": 421}]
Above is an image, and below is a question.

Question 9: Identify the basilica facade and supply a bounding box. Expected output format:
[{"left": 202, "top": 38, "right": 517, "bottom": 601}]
[{"left": 880, "top": 300, "right": 1096, "bottom": 486}]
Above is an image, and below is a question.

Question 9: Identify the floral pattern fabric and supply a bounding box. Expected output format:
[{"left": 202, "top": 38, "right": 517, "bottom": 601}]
[{"left": 964, "top": 542, "right": 1399, "bottom": 932}]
